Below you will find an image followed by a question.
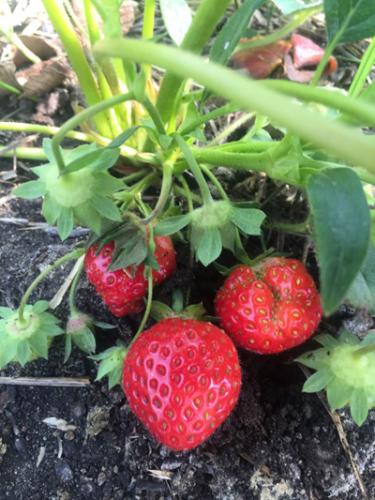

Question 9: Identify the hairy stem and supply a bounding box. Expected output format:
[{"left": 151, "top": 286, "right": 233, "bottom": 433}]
[{"left": 19, "top": 248, "right": 84, "bottom": 323}]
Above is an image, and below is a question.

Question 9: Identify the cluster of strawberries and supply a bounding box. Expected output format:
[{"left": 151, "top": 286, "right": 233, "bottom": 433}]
[{"left": 85, "top": 237, "right": 322, "bottom": 451}]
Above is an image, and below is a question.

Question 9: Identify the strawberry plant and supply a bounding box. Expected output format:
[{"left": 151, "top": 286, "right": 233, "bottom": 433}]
[{"left": 1, "top": 0, "right": 375, "bottom": 449}]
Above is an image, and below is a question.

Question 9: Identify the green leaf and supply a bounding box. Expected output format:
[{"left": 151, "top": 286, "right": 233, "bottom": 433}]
[
  {"left": 271, "top": 0, "right": 321, "bottom": 15},
  {"left": 90, "top": 195, "right": 122, "bottom": 222},
  {"left": 327, "top": 378, "right": 352, "bottom": 409},
  {"left": 109, "top": 126, "right": 140, "bottom": 148},
  {"left": 346, "top": 245, "right": 375, "bottom": 314},
  {"left": 303, "top": 368, "right": 334, "bottom": 392},
  {"left": 307, "top": 168, "right": 370, "bottom": 315},
  {"left": 13, "top": 180, "right": 46, "bottom": 199},
  {"left": 210, "top": 0, "right": 265, "bottom": 65},
  {"left": 154, "top": 214, "right": 192, "bottom": 236},
  {"left": 57, "top": 208, "right": 74, "bottom": 241},
  {"left": 324, "top": 0, "right": 375, "bottom": 44},
  {"left": 230, "top": 207, "right": 266, "bottom": 235},
  {"left": 29, "top": 332, "right": 49, "bottom": 359},
  {"left": 160, "top": 0, "right": 192, "bottom": 46},
  {"left": 194, "top": 227, "right": 222, "bottom": 267},
  {"left": 42, "top": 194, "right": 62, "bottom": 225},
  {"left": 350, "top": 388, "right": 369, "bottom": 426}
]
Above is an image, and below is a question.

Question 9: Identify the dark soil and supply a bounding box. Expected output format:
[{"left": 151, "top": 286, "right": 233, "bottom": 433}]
[{"left": 0, "top": 186, "right": 374, "bottom": 500}]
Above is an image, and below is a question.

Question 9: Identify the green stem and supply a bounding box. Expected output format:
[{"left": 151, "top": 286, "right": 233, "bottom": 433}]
[
  {"left": 266, "top": 220, "right": 309, "bottom": 234},
  {"left": 156, "top": 0, "right": 232, "bottom": 124},
  {"left": 52, "top": 92, "right": 134, "bottom": 173},
  {"left": 132, "top": 267, "right": 153, "bottom": 341},
  {"left": 68, "top": 259, "right": 85, "bottom": 314},
  {"left": 311, "top": 15, "right": 353, "bottom": 86},
  {"left": 0, "top": 121, "right": 94, "bottom": 142},
  {"left": 349, "top": 37, "right": 375, "bottom": 98},
  {"left": 0, "top": 80, "right": 21, "bottom": 96},
  {"left": 41, "top": 0, "right": 112, "bottom": 137},
  {"left": 7, "top": 31, "right": 41, "bottom": 64},
  {"left": 209, "top": 112, "right": 253, "bottom": 146},
  {"left": 179, "top": 103, "right": 238, "bottom": 136},
  {"left": 209, "top": 140, "right": 277, "bottom": 153},
  {"left": 18, "top": 248, "right": 84, "bottom": 324},
  {"left": 233, "top": 6, "right": 320, "bottom": 53},
  {"left": 94, "top": 38, "right": 375, "bottom": 175},
  {"left": 178, "top": 174, "right": 194, "bottom": 211},
  {"left": 142, "top": 97, "right": 166, "bottom": 135},
  {"left": 142, "top": 162, "right": 174, "bottom": 225},
  {"left": 200, "top": 164, "right": 229, "bottom": 200},
  {"left": 175, "top": 135, "right": 213, "bottom": 204},
  {"left": 264, "top": 80, "right": 375, "bottom": 127},
  {"left": 142, "top": 0, "right": 156, "bottom": 79},
  {"left": 0, "top": 146, "right": 46, "bottom": 161},
  {"left": 83, "top": 0, "right": 100, "bottom": 45}
]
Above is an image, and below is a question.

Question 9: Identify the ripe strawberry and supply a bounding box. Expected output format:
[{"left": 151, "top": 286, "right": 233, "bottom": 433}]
[
  {"left": 215, "top": 258, "right": 322, "bottom": 354},
  {"left": 122, "top": 318, "right": 241, "bottom": 451},
  {"left": 85, "top": 236, "right": 176, "bottom": 317}
]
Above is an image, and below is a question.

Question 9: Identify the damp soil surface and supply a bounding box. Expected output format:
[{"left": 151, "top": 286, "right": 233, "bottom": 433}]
[{"left": 0, "top": 184, "right": 374, "bottom": 500}]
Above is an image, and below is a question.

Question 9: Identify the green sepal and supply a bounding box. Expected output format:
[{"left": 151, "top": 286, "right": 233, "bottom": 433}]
[
  {"left": 74, "top": 203, "right": 102, "bottom": 235},
  {"left": 13, "top": 180, "right": 46, "bottom": 199},
  {"left": 327, "top": 378, "right": 352, "bottom": 410},
  {"left": 296, "top": 348, "right": 331, "bottom": 370},
  {"left": 65, "top": 312, "right": 96, "bottom": 359},
  {"left": 192, "top": 226, "right": 222, "bottom": 267},
  {"left": 314, "top": 334, "right": 340, "bottom": 348},
  {"left": 91, "top": 342, "right": 127, "bottom": 389},
  {"left": 0, "top": 303, "right": 62, "bottom": 369},
  {"left": 350, "top": 388, "right": 369, "bottom": 426},
  {"left": 42, "top": 194, "right": 62, "bottom": 225},
  {"left": 90, "top": 195, "right": 122, "bottom": 222},
  {"left": 302, "top": 368, "right": 334, "bottom": 393},
  {"left": 230, "top": 207, "right": 266, "bottom": 235},
  {"left": 360, "top": 331, "right": 375, "bottom": 347},
  {"left": 57, "top": 208, "right": 74, "bottom": 241},
  {"left": 340, "top": 330, "right": 361, "bottom": 345},
  {"left": 154, "top": 214, "right": 192, "bottom": 236},
  {"left": 17, "top": 341, "right": 32, "bottom": 367}
]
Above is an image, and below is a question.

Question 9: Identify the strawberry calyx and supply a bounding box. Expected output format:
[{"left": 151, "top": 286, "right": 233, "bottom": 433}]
[
  {"left": 150, "top": 301, "right": 206, "bottom": 322},
  {"left": 0, "top": 301, "right": 63, "bottom": 369},
  {"left": 91, "top": 342, "right": 127, "bottom": 389},
  {"left": 13, "top": 140, "right": 124, "bottom": 240},
  {"left": 65, "top": 311, "right": 97, "bottom": 361},
  {"left": 298, "top": 330, "right": 375, "bottom": 425}
]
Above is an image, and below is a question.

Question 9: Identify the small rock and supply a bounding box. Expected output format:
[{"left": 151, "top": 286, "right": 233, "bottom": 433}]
[
  {"left": 0, "top": 437, "right": 7, "bottom": 463},
  {"left": 55, "top": 461, "right": 74, "bottom": 484},
  {"left": 64, "top": 431, "right": 75, "bottom": 441},
  {"left": 85, "top": 406, "right": 111, "bottom": 439},
  {"left": 97, "top": 471, "right": 107, "bottom": 486}
]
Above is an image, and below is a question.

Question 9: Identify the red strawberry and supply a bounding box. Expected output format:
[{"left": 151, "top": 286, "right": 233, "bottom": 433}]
[
  {"left": 215, "top": 258, "right": 322, "bottom": 354},
  {"left": 122, "top": 318, "right": 241, "bottom": 451},
  {"left": 85, "top": 236, "right": 176, "bottom": 317}
]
